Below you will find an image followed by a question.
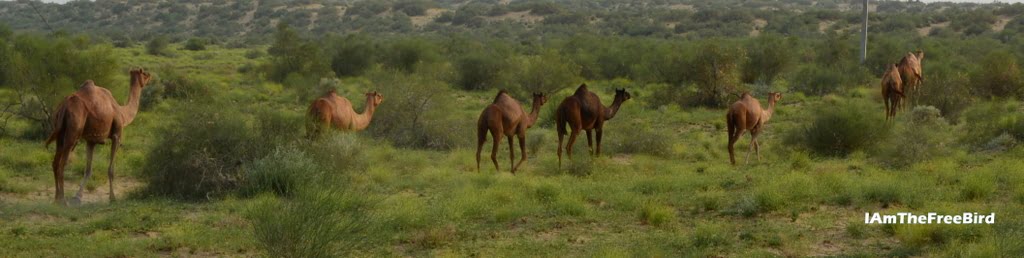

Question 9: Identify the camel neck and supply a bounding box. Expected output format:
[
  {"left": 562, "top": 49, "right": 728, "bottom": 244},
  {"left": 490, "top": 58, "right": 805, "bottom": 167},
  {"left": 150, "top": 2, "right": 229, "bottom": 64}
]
[
  {"left": 352, "top": 96, "right": 377, "bottom": 131},
  {"left": 763, "top": 100, "right": 777, "bottom": 122},
  {"left": 525, "top": 98, "right": 543, "bottom": 127},
  {"left": 604, "top": 98, "right": 625, "bottom": 120},
  {"left": 120, "top": 78, "right": 144, "bottom": 126}
]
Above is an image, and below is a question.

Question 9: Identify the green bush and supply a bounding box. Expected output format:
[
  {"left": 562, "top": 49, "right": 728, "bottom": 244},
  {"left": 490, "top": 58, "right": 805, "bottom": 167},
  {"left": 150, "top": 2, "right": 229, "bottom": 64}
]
[
  {"left": 970, "top": 50, "right": 1023, "bottom": 98},
  {"left": 146, "top": 36, "right": 171, "bottom": 56},
  {"left": 960, "top": 101, "right": 1024, "bottom": 150},
  {"left": 513, "top": 50, "right": 581, "bottom": 95},
  {"left": 455, "top": 51, "right": 510, "bottom": 91},
  {"left": 265, "top": 23, "right": 330, "bottom": 83},
  {"left": 249, "top": 189, "right": 374, "bottom": 257},
  {"left": 141, "top": 103, "right": 297, "bottom": 199},
  {"left": 917, "top": 64, "right": 973, "bottom": 122},
  {"left": 639, "top": 203, "right": 676, "bottom": 226},
  {"left": 605, "top": 123, "right": 673, "bottom": 157},
  {"left": 872, "top": 106, "right": 955, "bottom": 168},
  {"left": 688, "top": 40, "right": 744, "bottom": 107},
  {"left": 366, "top": 68, "right": 470, "bottom": 149},
  {"left": 741, "top": 34, "right": 793, "bottom": 85},
  {"left": 183, "top": 38, "right": 207, "bottom": 51},
  {"left": 788, "top": 98, "right": 890, "bottom": 156},
  {"left": 327, "top": 34, "right": 376, "bottom": 77},
  {"left": 381, "top": 39, "right": 438, "bottom": 73},
  {"left": 241, "top": 146, "right": 319, "bottom": 197}
]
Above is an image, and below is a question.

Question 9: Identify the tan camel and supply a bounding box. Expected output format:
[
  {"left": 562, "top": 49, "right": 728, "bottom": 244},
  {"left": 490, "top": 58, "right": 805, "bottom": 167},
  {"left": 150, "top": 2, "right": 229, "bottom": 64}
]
[
  {"left": 476, "top": 90, "right": 548, "bottom": 174},
  {"left": 307, "top": 90, "right": 384, "bottom": 136},
  {"left": 46, "top": 68, "right": 152, "bottom": 205},
  {"left": 726, "top": 92, "right": 782, "bottom": 165},
  {"left": 555, "top": 84, "right": 631, "bottom": 168},
  {"left": 897, "top": 50, "right": 924, "bottom": 103},
  {"left": 881, "top": 63, "right": 905, "bottom": 122}
]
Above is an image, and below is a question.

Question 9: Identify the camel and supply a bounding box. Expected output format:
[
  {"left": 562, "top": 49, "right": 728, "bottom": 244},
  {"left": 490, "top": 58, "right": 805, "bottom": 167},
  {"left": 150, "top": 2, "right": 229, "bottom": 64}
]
[
  {"left": 897, "top": 50, "right": 924, "bottom": 104},
  {"left": 307, "top": 90, "right": 384, "bottom": 136},
  {"left": 555, "top": 84, "right": 631, "bottom": 168},
  {"left": 46, "top": 68, "right": 152, "bottom": 205},
  {"left": 475, "top": 90, "right": 547, "bottom": 174},
  {"left": 881, "top": 63, "right": 905, "bottom": 122},
  {"left": 726, "top": 92, "right": 782, "bottom": 165}
]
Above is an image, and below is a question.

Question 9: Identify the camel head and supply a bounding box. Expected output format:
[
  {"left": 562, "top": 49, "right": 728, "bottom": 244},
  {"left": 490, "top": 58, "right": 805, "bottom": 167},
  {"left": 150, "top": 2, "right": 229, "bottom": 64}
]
[
  {"left": 531, "top": 92, "right": 548, "bottom": 106},
  {"left": 767, "top": 92, "right": 782, "bottom": 105},
  {"left": 915, "top": 50, "right": 924, "bottom": 61},
  {"left": 614, "top": 88, "right": 631, "bottom": 103},
  {"left": 366, "top": 91, "right": 384, "bottom": 107},
  {"left": 129, "top": 68, "right": 152, "bottom": 88}
]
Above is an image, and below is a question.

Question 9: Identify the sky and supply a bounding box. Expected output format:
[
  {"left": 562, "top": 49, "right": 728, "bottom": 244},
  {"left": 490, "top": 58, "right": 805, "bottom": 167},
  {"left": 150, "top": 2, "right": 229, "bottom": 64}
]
[{"left": 6, "top": 0, "right": 1024, "bottom": 3}]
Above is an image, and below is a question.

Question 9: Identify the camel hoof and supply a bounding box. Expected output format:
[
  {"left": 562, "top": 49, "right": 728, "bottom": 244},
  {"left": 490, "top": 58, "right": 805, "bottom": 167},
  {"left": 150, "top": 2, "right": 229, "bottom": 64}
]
[{"left": 109, "top": 194, "right": 117, "bottom": 202}]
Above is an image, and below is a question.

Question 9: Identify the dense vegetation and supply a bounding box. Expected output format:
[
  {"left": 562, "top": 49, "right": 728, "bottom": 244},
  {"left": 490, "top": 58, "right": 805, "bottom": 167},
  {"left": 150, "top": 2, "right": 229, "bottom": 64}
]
[{"left": 3, "top": 0, "right": 1024, "bottom": 257}]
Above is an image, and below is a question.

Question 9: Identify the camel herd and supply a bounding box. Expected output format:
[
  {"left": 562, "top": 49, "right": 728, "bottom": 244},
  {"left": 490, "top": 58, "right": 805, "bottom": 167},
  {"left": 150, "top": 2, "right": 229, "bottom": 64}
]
[{"left": 43, "top": 51, "right": 925, "bottom": 205}]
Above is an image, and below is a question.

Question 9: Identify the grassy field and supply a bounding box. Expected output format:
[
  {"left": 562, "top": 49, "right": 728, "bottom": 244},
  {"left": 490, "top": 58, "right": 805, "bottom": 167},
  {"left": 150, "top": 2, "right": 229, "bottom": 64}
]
[{"left": 2, "top": 43, "right": 1024, "bottom": 257}]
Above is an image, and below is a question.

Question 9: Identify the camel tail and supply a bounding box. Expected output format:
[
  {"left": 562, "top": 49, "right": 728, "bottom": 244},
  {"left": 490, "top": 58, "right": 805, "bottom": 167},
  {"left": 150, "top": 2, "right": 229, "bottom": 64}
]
[
  {"left": 45, "top": 96, "right": 75, "bottom": 148},
  {"left": 726, "top": 112, "right": 736, "bottom": 141}
]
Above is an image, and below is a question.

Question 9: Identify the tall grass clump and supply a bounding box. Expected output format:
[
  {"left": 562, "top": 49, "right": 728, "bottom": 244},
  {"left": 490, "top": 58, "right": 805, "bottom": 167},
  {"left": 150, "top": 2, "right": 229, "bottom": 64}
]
[
  {"left": 249, "top": 189, "right": 375, "bottom": 257},
  {"left": 960, "top": 100, "right": 1024, "bottom": 151},
  {"left": 787, "top": 98, "right": 890, "bottom": 157},
  {"left": 240, "top": 146, "right": 320, "bottom": 197},
  {"left": 872, "top": 106, "right": 955, "bottom": 168},
  {"left": 604, "top": 123, "right": 673, "bottom": 157}
]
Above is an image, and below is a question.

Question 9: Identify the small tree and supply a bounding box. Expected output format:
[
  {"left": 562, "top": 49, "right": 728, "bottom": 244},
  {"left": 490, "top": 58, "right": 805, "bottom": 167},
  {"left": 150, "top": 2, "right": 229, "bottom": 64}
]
[
  {"left": 742, "top": 34, "right": 793, "bottom": 85},
  {"left": 971, "top": 50, "right": 1023, "bottom": 98},
  {"left": 266, "top": 23, "right": 330, "bottom": 83},
  {"left": 514, "top": 50, "right": 581, "bottom": 95},
  {"left": 689, "top": 40, "right": 744, "bottom": 107},
  {"left": 146, "top": 36, "right": 171, "bottom": 56},
  {"left": 183, "top": 38, "right": 207, "bottom": 51}
]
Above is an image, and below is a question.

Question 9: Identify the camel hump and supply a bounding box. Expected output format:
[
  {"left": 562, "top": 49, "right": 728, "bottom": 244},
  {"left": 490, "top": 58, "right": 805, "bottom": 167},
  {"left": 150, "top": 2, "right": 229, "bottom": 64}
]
[
  {"left": 493, "top": 89, "right": 510, "bottom": 102},
  {"left": 79, "top": 80, "right": 95, "bottom": 88},
  {"left": 574, "top": 84, "right": 589, "bottom": 96}
]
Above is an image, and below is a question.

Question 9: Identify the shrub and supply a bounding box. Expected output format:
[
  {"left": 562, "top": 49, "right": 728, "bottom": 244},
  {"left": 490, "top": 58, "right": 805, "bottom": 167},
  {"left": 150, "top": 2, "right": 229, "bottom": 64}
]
[
  {"left": 455, "top": 51, "right": 510, "bottom": 91},
  {"left": 688, "top": 40, "right": 744, "bottom": 107},
  {"left": 249, "top": 189, "right": 374, "bottom": 257},
  {"left": 381, "top": 39, "right": 438, "bottom": 73},
  {"left": 970, "top": 50, "right": 1023, "bottom": 98},
  {"left": 146, "top": 36, "right": 171, "bottom": 56},
  {"left": 158, "top": 69, "right": 212, "bottom": 101},
  {"left": 366, "top": 69, "right": 470, "bottom": 150},
  {"left": 639, "top": 203, "right": 676, "bottom": 226},
  {"left": 917, "top": 65, "right": 973, "bottom": 122},
  {"left": 872, "top": 106, "right": 955, "bottom": 168},
  {"left": 790, "top": 65, "right": 845, "bottom": 96},
  {"left": 327, "top": 34, "right": 376, "bottom": 77},
  {"left": 183, "top": 38, "right": 207, "bottom": 51},
  {"left": 141, "top": 103, "right": 297, "bottom": 199},
  {"left": 742, "top": 34, "right": 793, "bottom": 85},
  {"left": 960, "top": 101, "right": 1024, "bottom": 150},
  {"left": 788, "top": 98, "right": 891, "bottom": 157},
  {"left": 265, "top": 23, "right": 330, "bottom": 83},
  {"left": 513, "top": 50, "right": 581, "bottom": 95},
  {"left": 241, "top": 146, "right": 319, "bottom": 197},
  {"left": 604, "top": 123, "right": 673, "bottom": 157}
]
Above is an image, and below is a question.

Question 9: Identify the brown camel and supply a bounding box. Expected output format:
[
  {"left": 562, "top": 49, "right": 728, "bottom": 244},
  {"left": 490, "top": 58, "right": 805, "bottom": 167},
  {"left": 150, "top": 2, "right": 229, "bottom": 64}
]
[
  {"left": 881, "top": 63, "right": 905, "bottom": 122},
  {"left": 46, "top": 68, "right": 152, "bottom": 205},
  {"left": 555, "top": 84, "right": 631, "bottom": 168},
  {"left": 726, "top": 92, "right": 782, "bottom": 165},
  {"left": 475, "top": 90, "right": 548, "bottom": 174},
  {"left": 897, "top": 50, "right": 924, "bottom": 103},
  {"left": 307, "top": 90, "right": 384, "bottom": 136}
]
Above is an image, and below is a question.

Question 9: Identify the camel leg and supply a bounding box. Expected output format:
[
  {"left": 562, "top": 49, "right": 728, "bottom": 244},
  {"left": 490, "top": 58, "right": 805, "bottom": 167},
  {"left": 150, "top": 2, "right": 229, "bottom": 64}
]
[
  {"left": 557, "top": 130, "right": 564, "bottom": 169},
  {"left": 884, "top": 96, "right": 891, "bottom": 122},
  {"left": 585, "top": 130, "right": 594, "bottom": 155},
  {"left": 566, "top": 127, "right": 581, "bottom": 161},
  {"left": 507, "top": 135, "right": 515, "bottom": 173},
  {"left": 595, "top": 128, "right": 603, "bottom": 156},
  {"left": 752, "top": 132, "right": 762, "bottom": 162},
  {"left": 728, "top": 128, "right": 744, "bottom": 165},
  {"left": 52, "top": 146, "right": 71, "bottom": 206},
  {"left": 745, "top": 129, "right": 758, "bottom": 164},
  {"left": 73, "top": 143, "right": 97, "bottom": 203},
  {"left": 107, "top": 136, "right": 120, "bottom": 202},
  {"left": 513, "top": 133, "right": 527, "bottom": 174},
  {"left": 490, "top": 131, "right": 501, "bottom": 172},
  {"left": 476, "top": 130, "right": 485, "bottom": 173}
]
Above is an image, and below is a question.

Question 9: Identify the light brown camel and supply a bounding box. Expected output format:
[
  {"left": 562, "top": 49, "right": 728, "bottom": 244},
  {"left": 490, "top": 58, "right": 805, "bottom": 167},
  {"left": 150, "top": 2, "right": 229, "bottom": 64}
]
[
  {"left": 307, "top": 90, "right": 384, "bottom": 136},
  {"left": 555, "top": 84, "right": 631, "bottom": 168},
  {"left": 475, "top": 90, "right": 548, "bottom": 174},
  {"left": 46, "top": 68, "right": 151, "bottom": 205},
  {"left": 897, "top": 50, "right": 924, "bottom": 104},
  {"left": 726, "top": 92, "right": 782, "bottom": 165},
  {"left": 881, "top": 63, "right": 905, "bottom": 122}
]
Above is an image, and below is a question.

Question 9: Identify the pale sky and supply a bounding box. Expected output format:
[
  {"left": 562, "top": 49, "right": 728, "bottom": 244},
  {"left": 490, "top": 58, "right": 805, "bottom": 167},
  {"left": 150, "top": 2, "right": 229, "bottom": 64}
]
[{"left": 7, "top": 0, "right": 1024, "bottom": 3}]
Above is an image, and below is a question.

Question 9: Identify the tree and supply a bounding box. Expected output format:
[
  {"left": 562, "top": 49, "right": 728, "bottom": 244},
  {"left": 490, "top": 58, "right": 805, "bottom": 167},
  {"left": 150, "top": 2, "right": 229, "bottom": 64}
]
[
  {"left": 689, "top": 40, "right": 744, "bottom": 107},
  {"left": 742, "top": 34, "right": 793, "bottom": 85},
  {"left": 266, "top": 23, "right": 330, "bottom": 83},
  {"left": 146, "top": 36, "right": 171, "bottom": 56},
  {"left": 184, "top": 38, "right": 207, "bottom": 51},
  {"left": 514, "top": 50, "right": 582, "bottom": 95}
]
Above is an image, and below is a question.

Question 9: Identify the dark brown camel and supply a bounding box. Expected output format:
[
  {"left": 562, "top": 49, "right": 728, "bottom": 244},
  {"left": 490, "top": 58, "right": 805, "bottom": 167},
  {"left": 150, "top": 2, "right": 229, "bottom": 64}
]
[
  {"left": 555, "top": 84, "right": 631, "bottom": 168},
  {"left": 476, "top": 90, "right": 547, "bottom": 174},
  {"left": 307, "top": 90, "right": 383, "bottom": 137},
  {"left": 897, "top": 50, "right": 924, "bottom": 104},
  {"left": 726, "top": 92, "right": 782, "bottom": 165},
  {"left": 881, "top": 63, "right": 905, "bottom": 122},
  {"left": 46, "top": 68, "right": 151, "bottom": 205}
]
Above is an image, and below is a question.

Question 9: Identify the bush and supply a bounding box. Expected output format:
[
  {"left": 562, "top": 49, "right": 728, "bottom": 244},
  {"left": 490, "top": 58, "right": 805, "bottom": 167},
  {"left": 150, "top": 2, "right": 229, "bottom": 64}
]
[
  {"left": 790, "top": 65, "right": 845, "bottom": 96},
  {"left": 455, "top": 51, "right": 510, "bottom": 91},
  {"left": 328, "top": 34, "right": 376, "bottom": 77},
  {"left": 158, "top": 69, "right": 212, "bottom": 100},
  {"left": 183, "top": 38, "right": 207, "bottom": 51},
  {"left": 970, "top": 50, "right": 1023, "bottom": 98},
  {"left": 141, "top": 104, "right": 299, "bottom": 199},
  {"left": 266, "top": 23, "right": 330, "bottom": 83},
  {"left": 249, "top": 189, "right": 374, "bottom": 257},
  {"left": 788, "top": 98, "right": 890, "bottom": 156},
  {"left": 605, "top": 123, "right": 673, "bottom": 157},
  {"left": 917, "top": 65, "right": 973, "bottom": 122},
  {"left": 639, "top": 203, "right": 676, "bottom": 226},
  {"left": 366, "top": 68, "right": 470, "bottom": 150},
  {"left": 872, "top": 106, "right": 955, "bottom": 168},
  {"left": 960, "top": 101, "right": 1024, "bottom": 150},
  {"left": 688, "top": 40, "right": 744, "bottom": 107},
  {"left": 241, "top": 146, "right": 319, "bottom": 197},
  {"left": 381, "top": 39, "right": 438, "bottom": 73},
  {"left": 513, "top": 50, "right": 581, "bottom": 95},
  {"left": 146, "top": 36, "right": 171, "bottom": 56},
  {"left": 742, "top": 34, "right": 793, "bottom": 85}
]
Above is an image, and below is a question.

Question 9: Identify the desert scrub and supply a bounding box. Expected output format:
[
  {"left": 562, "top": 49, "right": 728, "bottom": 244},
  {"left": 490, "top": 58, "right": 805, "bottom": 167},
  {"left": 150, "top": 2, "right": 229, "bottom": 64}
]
[
  {"left": 249, "top": 189, "right": 375, "bottom": 257},
  {"left": 604, "top": 121, "right": 674, "bottom": 157},
  {"left": 786, "top": 98, "right": 890, "bottom": 157},
  {"left": 872, "top": 106, "right": 955, "bottom": 168},
  {"left": 240, "top": 146, "right": 320, "bottom": 197},
  {"left": 960, "top": 100, "right": 1024, "bottom": 150},
  {"left": 639, "top": 203, "right": 676, "bottom": 226}
]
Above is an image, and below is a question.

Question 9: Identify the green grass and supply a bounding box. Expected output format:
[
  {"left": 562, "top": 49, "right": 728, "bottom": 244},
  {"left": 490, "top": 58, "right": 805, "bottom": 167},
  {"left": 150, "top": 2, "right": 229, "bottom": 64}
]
[{"left": 2, "top": 44, "right": 1024, "bottom": 257}]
